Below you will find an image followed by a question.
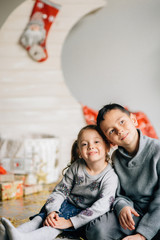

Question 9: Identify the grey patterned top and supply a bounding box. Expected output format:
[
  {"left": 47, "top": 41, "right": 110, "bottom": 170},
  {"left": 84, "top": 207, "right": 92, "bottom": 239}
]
[{"left": 45, "top": 159, "right": 118, "bottom": 229}]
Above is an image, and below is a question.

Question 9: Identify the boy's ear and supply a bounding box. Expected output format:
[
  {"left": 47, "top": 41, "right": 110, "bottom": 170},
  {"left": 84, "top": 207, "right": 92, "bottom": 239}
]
[
  {"left": 107, "top": 139, "right": 117, "bottom": 147},
  {"left": 110, "top": 142, "right": 117, "bottom": 147},
  {"left": 130, "top": 113, "right": 138, "bottom": 127}
]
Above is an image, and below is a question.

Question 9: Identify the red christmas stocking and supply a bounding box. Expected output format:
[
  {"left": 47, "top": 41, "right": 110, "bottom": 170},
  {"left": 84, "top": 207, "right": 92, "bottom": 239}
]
[{"left": 20, "top": 0, "right": 61, "bottom": 62}]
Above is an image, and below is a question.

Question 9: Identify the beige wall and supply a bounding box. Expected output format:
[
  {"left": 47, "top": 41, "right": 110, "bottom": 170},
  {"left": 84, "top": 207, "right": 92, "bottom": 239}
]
[{"left": 1, "top": 0, "right": 160, "bottom": 137}]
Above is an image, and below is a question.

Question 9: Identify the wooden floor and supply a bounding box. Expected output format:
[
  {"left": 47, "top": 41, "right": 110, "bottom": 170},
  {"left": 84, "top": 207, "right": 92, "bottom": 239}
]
[{"left": 0, "top": 183, "right": 83, "bottom": 239}]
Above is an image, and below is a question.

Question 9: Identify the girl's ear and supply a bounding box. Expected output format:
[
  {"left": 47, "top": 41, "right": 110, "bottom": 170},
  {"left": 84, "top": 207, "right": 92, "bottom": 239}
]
[
  {"left": 130, "top": 113, "right": 138, "bottom": 127},
  {"left": 77, "top": 149, "right": 82, "bottom": 159}
]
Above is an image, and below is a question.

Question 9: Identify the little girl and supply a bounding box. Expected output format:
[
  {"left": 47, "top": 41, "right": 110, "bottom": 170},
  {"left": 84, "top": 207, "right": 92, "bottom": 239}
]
[{"left": 1, "top": 125, "right": 118, "bottom": 240}]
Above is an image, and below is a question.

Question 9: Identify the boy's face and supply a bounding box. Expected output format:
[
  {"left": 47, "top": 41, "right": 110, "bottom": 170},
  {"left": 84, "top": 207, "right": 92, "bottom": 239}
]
[{"left": 100, "top": 109, "right": 138, "bottom": 150}]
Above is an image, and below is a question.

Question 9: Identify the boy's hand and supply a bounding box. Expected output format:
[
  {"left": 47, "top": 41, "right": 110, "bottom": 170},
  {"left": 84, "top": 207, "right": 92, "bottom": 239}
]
[
  {"left": 119, "top": 206, "right": 139, "bottom": 231},
  {"left": 52, "top": 217, "right": 73, "bottom": 229},
  {"left": 43, "top": 211, "right": 59, "bottom": 227},
  {"left": 122, "top": 233, "right": 146, "bottom": 240}
]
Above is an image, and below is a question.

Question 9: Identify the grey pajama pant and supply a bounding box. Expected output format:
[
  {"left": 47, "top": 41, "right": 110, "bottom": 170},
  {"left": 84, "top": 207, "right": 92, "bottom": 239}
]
[
  {"left": 86, "top": 211, "right": 128, "bottom": 240},
  {"left": 85, "top": 210, "right": 159, "bottom": 240}
]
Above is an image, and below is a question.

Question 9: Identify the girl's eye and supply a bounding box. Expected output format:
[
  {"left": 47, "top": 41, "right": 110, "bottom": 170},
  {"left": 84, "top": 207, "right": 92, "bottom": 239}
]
[
  {"left": 81, "top": 143, "right": 87, "bottom": 147},
  {"left": 95, "top": 141, "right": 99, "bottom": 144}
]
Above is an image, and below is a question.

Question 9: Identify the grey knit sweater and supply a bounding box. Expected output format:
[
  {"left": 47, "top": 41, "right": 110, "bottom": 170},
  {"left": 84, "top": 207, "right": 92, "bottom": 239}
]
[
  {"left": 113, "top": 129, "right": 160, "bottom": 240},
  {"left": 45, "top": 159, "right": 118, "bottom": 229}
]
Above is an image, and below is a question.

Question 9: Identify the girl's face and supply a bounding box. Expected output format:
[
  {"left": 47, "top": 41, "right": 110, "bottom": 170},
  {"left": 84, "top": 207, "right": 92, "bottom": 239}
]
[{"left": 78, "top": 129, "right": 108, "bottom": 164}]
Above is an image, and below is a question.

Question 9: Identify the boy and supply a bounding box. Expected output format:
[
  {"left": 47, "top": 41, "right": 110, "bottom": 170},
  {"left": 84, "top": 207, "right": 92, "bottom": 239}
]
[{"left": 86, "top": 103, "right": 160, "bottom": 240}]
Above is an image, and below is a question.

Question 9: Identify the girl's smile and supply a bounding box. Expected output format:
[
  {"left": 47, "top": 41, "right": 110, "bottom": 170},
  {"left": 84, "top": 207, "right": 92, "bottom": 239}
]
[{"left": 88, "top": 150, "right": 98, "bottom": 155}]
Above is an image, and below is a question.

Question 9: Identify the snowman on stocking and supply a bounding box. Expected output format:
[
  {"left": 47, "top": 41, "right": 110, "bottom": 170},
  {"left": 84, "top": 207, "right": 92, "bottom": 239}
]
[{"left": 20, "top": 0, "right": 61, "bottom": 62}]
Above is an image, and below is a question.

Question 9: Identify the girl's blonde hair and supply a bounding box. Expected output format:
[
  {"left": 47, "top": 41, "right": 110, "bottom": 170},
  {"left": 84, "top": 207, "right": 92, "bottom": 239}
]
[{"left": 62, "top": 125, "right": 110, "bottom": 175}]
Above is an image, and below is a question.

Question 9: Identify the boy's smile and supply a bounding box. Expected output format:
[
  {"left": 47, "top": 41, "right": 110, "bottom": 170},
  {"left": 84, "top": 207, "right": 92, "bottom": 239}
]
[
  {"left": 120, "top": 132, "right": 129, "bottom": 141},
  {"left": 100, "top": 109, "right": 139, "bottom": 155}
]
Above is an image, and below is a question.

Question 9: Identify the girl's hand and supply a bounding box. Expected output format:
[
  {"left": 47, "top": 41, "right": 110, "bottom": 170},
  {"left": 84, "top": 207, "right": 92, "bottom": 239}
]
[
  {"left": 43, "top": 211, "right": 59, "bottom": 227},
  {"left": 52, "top": 217, "right": 73, "bottom": 229},
  {"left": 122, "top": 233, "right": 146, "bottom": 240},
  {"left": 119, "top": 206, "right": 139, "bottom": 231}
]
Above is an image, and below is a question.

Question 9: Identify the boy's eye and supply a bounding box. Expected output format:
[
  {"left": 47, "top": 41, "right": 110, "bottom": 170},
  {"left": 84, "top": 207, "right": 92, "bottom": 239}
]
[
  {"left": 109, "top": 129, "right": 114, "bottom": 135},
  {"left": 120, "top": 120, "right": 124, "bottom": 125}
]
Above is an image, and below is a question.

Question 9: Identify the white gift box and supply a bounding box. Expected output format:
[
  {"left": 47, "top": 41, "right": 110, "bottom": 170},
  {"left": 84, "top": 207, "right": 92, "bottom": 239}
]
[{"left": 0, "top": 135, "right": 60, "bottom": 184}]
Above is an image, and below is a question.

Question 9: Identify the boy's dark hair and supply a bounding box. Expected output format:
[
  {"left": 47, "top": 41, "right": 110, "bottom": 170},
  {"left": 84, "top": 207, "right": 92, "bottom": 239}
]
[
  {"left": 97, "top": 103, "right": 130, "bottom": 128},
  {"left": 62, "top": 124, "right": 110, "bottom": 175}
]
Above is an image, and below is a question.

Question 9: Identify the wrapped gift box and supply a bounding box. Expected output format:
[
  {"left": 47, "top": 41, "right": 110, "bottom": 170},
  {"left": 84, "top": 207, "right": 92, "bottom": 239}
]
[
  {"left": 0, "top": 173, "right": 14, "bottom": 182},
  {"left": 14, "top": 174, "right": 26, "bottom": 184},
  {"left": 23, "top": 184, "right": 43, "bottom": 196},
  {"left": 0, "top": 135, "right": 60, "bottom": 184},
  {"left": 0, "top": 180, "right": 23, "bottom": 200}
]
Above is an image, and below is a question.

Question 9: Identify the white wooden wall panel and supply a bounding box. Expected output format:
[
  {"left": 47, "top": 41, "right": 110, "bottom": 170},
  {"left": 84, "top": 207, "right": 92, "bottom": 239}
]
[{"left": 0, "top": 0, "right": 106, "bottom": 171}]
